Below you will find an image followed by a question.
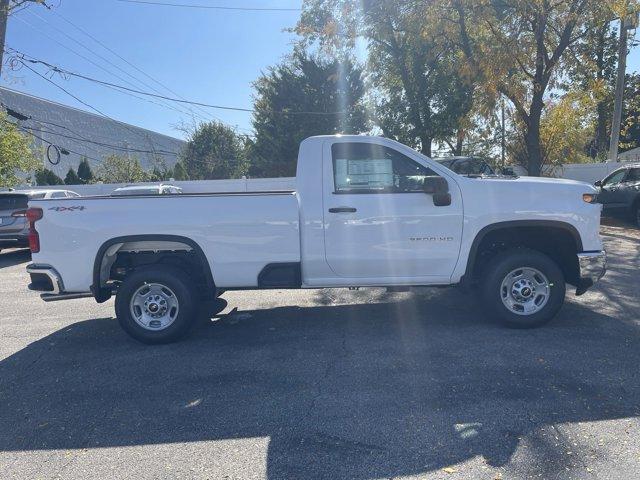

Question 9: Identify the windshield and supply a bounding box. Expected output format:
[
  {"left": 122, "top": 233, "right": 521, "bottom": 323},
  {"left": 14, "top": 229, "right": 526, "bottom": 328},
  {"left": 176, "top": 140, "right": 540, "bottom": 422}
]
[{"left": 435, "top": 157, "right": 495, "bottom": 175}]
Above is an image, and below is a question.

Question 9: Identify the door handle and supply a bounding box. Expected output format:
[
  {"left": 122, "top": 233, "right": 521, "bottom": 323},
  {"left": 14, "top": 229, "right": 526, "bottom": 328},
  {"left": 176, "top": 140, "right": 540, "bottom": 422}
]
[{"left": 329, "top": 207, "right": 357, "bottom": 213}]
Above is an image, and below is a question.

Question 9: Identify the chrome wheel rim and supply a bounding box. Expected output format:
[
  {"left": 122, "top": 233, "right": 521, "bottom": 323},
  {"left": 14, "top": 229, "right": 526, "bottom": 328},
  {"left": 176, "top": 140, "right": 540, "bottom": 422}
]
[
  {"left": 130, "top": 283, "right": 179, "bottom": 331},
  {"left": 500, "top": 267, "right": 550, "bottom": 316}
]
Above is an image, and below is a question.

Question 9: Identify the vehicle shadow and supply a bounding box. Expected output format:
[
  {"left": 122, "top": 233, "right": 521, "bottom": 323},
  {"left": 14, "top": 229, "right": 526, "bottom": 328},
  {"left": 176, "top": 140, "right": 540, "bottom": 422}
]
[
  {"left": 0, "top": 290, "right": 638, "bottom": 479},
  {"left": 0, "top": 249, "right": 31, "bottom": 270}
]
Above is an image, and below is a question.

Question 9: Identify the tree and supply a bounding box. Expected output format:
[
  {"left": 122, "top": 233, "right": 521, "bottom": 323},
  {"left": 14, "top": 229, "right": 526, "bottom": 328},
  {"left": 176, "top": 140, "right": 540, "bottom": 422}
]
[
  {"left": 77, "top": 157, "right": 94, "bottom": 184},
  {"left": 171, "top": 160, "right": 190, "bottom": 181},
  {"left": 250, "top": 48, "right": 368, "bottom": 176},
  {"left": 97, "top": 155, "right": 146, "bottom": 183},
  {"left": 64, "top": 167, "right": 81, "bottom": 185},
  {"left": 619, "top": 73, "right": 640, "bottom": 152},
  {"left": 0, "top": 112, "right": 40, "bottom": 188},
  {"left": 147, "top": 156, "right": 172, "bottom": 181},
  {"left": 568, "top": 20, "right": 618, "bottom": 158},
  {"left": 443, "top": 0, "right": 628, "bottom": 175},
  {"left": 508, "top": 92, "right": 593, "bottom": 170},
  {"left": 296, "top": 1, "right": 471, "bottom": 157},
  {"left": 35, "top": 168, "right": 65, "bottom": 186},
  {"left": 180, "top": 121, "right": 248, "bottom": 180}
]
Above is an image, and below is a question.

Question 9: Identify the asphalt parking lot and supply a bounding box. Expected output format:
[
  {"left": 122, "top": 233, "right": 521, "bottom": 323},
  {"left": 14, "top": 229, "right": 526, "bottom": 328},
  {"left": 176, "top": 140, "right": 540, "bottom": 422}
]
[{"left": 0, "top": 220, "right": 639, "bottom": 480}]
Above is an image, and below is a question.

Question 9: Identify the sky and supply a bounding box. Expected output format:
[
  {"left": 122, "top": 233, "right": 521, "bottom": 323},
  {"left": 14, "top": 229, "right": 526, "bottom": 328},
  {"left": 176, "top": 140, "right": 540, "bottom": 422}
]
[
  {"left": 1, "top": 0, "right": 303, "bottom": 139},
  {"left": 2, "top": 1, "right": 640, "bottom": 142}
]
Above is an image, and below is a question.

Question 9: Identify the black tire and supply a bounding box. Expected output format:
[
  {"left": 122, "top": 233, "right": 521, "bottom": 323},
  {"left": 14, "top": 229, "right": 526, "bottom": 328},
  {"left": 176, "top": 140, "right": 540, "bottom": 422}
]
[
  {"left": 481, "top": 248, "right": 566, "bottom": 329},
  {"left": 115, "top": 265, "right": 197, "bottom": 344}
]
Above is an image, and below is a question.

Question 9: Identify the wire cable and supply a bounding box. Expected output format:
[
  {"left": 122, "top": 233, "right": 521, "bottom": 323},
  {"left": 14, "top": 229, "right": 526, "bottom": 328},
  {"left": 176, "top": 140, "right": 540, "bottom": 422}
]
[
  {"left": 22, "top": 9, "right": 211, "bottom": 123},
  {"left": 52, "top": 9, "right": 220, "bottom": 124},
  {"left": 115, "top": 0, "right": 301, "bottom": 12},
  {"left": 11, "top": 50, "right": 348, "bottom": 116}
]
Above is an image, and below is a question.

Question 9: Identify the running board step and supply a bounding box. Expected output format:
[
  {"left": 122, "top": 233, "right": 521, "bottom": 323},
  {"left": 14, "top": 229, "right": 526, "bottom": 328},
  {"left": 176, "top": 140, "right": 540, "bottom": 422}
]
[{"left": 41, "top": 292, "right": 94, "bottom": 302}]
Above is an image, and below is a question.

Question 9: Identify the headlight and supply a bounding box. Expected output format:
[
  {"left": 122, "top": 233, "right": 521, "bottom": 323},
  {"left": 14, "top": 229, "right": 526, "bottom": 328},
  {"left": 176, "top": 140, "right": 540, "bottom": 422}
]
[{"left": 583, "top": 193, "right": 597, "bottom": 203}]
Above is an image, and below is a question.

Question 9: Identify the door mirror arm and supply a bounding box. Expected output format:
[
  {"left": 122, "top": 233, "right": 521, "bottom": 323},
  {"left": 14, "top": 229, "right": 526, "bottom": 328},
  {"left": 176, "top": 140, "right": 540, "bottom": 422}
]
[{"left": 594, "top": 180, "right": 602, "bottom": 187}]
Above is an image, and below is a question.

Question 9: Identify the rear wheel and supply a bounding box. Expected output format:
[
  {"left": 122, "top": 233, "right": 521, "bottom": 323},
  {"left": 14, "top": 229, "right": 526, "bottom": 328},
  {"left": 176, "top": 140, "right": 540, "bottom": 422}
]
[
  {"left": 481, "top": 248, "right": 566, "bottom": 328},
  {"left": 115, "top": 265, "right": 197, "bottom": 344}
]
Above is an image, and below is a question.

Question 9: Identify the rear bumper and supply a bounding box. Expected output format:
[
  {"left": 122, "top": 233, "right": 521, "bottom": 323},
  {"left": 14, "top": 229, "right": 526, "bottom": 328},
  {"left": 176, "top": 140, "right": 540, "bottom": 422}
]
[
  {"left": 26, "top": 264, "right": 63, "bottom": 294},
  {"left": 575, "top": 251, "right": 607, "bottom": 295},
  {"left": 26, "top": 264, "right": 94, "bottom": 302}
]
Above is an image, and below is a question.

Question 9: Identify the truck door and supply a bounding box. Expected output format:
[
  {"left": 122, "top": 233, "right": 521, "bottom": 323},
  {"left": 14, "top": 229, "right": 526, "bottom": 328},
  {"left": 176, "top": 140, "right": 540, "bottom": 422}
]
[
  {"left": 322, "top": 140, "right": 464, "bottom": 282},
  {"left": 598, "top": 168, "right": 628, "bottom": 212}
]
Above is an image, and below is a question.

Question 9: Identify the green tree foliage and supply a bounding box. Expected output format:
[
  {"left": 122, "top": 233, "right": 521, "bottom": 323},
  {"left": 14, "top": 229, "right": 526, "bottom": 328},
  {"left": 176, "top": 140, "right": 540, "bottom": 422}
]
[
  {"left": 620, "top": 73, "right": 640, "bottom": 152},
  {"left": 147, "top": 156, "right": 173, "bottom": 181},
  {"left": 97, "top": 155, "right": 146, "bottom": 183},
  {"left": 250, "top": 48, "right": 368, "bottom": 176},
  {"left": 35, "top": 168, "right": 65, "bottom": 186},
  {"left": 180, "top": 121, "right": 248, "bottom": 179},
  {"left": 171, "top": 160, "right": 190, "bottom": 181},
  {"left": 64, "top": 167, "right": 81, "bottom": 185},
  {"left": 77, "top": 157, "right": 95, "bottom": 184},
  {"left": 0, "top": 112, "right": 40, "bottom": 188},
  {"left": 568, "top": 20, "right": 618, "bottom": 158},
  {"left": 509, "top": 92, "right": 593, "bottom": 169},
  {"left": 296, "top": 1, "right": 470, "bottom": 156}
]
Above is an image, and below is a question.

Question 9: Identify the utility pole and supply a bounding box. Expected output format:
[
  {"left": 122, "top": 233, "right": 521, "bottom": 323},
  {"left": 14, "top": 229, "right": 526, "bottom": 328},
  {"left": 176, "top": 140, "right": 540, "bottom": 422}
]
[
  {"left": 500, "top": 99, "right": 506, "bottom": 170},
  {"left": 0, "top": 0, "right": 9, "bottom": 78},
  {"left": 608, "top": 14, "right": 637, "bottom": 162}
]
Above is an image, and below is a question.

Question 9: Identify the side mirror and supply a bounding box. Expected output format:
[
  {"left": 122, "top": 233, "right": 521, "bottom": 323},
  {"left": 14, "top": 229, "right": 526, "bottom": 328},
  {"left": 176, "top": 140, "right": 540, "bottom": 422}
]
[
  {"left": 594, "top": 180, "right": 602, "bottom": 187},
  {"left": 423, "top": 176, "right": 449, "bottom": 194}
]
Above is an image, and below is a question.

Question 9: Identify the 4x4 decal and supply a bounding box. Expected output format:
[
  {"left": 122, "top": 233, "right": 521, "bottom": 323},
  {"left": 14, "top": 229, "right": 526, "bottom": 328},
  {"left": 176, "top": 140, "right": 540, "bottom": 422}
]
[{"left": 48, "top": 206, "right": 86, "bottom": 212}]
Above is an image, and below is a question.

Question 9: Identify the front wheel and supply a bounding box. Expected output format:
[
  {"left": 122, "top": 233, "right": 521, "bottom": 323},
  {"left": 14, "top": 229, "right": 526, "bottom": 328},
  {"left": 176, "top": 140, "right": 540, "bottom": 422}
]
[
  {"left": 115, "top": 265, "right": 197, "bottom": 344},
  {"left": 481, "top": 248, "right": 566, "bottom": 328}
]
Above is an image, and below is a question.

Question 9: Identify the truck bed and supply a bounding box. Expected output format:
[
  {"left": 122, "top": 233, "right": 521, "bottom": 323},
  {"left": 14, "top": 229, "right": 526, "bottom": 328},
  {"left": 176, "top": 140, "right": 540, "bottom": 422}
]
[{"left": 30, "top": 191, "right": 301, "bottom": 292}]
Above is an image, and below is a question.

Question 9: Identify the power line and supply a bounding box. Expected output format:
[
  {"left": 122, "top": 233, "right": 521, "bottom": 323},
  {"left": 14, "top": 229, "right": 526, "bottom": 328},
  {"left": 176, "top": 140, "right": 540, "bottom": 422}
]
[
  {"left": 21, "top": 9, "right": 211, "bottom": 123},
  {"left": 51, "top": 9, "right": 220, "bottom": 124},
  {"left": 19, "top": 123, "right": 180, "bottom": 156},
  {"left": 15, "top": 59, "right": 171, "bottom": 155},
  {"left": 11, "top": 17, "right": 198, "bottom": 129},
  {"left": 10, "top": 50, "right": 348, "bottom": 116},
  {"left": 3, "top": 118, "right": 104, "bottom": 163},
  {"left": 115, "top": 0, "right": 301, "bottom": 12}
]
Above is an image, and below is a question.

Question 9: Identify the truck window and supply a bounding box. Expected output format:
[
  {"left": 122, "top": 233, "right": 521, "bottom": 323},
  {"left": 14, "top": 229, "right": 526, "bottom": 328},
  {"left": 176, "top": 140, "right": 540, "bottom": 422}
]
[
  {"left": 602, "top": 169, "right": 627, "bottom": 186},
  {"left": 332, "top": 143, "right": 439, "bottom": 193},
  {"left": 624, "top": 168, "right": 640, "bottom": 182}
]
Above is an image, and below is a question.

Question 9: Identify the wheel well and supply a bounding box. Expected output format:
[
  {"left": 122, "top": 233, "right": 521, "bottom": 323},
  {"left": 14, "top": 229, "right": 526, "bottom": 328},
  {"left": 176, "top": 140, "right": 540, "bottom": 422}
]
[
  {"left": 468, "top": 225, "right": 581, "bottom": 286},
  {"left": 92, "top": 236, "right": 216, "bottom": 303}
]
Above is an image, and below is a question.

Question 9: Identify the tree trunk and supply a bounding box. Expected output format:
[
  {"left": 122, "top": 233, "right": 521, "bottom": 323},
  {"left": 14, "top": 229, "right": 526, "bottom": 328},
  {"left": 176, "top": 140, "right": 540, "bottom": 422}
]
[
  {"left": 454, "top": 127, "right": 464, "bottom": 156},
  {"left": 525, "top": 93, "right": 544, "bottom": 176},
  {"left": 420, "top": 134, "right": 432, "bottom": 157}
]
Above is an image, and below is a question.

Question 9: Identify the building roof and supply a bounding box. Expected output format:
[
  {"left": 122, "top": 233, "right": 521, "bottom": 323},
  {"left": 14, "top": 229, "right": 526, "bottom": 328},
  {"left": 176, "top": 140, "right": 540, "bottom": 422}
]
[{"left": 0, "top": 86, "right": 186, "bottom": 178}]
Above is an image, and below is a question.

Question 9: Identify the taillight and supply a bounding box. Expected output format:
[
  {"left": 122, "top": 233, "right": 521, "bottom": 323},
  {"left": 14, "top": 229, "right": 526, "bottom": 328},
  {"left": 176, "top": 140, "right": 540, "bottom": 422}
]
[
  {"left": 26, "top": 208, "right": 43, "bottom": 253},
  {"left": 11, "top": 210, "right": 27, "bottom": 217}
]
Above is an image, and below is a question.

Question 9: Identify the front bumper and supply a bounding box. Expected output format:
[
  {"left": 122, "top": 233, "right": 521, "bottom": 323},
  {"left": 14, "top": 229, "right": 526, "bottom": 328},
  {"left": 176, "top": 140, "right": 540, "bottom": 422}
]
[{"left": 575, "top": 251, "right": 607, "bottom": 295}]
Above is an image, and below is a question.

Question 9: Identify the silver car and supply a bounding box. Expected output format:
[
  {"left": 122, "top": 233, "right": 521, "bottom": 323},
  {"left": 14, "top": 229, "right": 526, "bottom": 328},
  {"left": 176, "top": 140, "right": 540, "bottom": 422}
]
[{"left": 0, "top": 189, "right": 80, "bottom": 252}]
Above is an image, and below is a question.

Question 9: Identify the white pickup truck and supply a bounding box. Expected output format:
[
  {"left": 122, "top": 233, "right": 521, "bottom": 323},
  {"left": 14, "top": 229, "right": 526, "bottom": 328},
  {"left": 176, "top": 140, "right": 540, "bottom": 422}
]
[{"left": 26, "top": 135, "right": 606, "bottom": 343}]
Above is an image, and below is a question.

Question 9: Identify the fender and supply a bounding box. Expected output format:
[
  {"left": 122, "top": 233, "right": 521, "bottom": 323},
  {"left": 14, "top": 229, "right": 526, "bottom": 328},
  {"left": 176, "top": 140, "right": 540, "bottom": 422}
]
[
  {"left": 91, "top": 234, "right": 216, "bottom": 303},
  {"left": 462, "top": 220, "right": 583, "bottom": 281}
]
